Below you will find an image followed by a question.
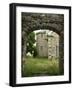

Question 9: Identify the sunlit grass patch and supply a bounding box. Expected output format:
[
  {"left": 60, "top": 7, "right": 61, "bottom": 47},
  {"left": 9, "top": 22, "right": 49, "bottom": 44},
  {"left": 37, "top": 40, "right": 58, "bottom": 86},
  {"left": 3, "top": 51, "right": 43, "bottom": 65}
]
[{"left": 22, "top": 57, "right": 60, "bottom": 77}]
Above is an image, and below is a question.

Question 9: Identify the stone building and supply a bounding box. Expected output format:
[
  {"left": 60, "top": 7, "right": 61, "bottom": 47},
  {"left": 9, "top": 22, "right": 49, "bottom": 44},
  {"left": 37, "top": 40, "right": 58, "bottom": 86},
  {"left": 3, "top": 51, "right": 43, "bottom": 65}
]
[
  {"left": 47, "top": 31, "right": 59, "bottom": 59},
  {"left": 36, "top": 31, "right": 48, "bottom": 57},
  {"left": 36, "top": 30, "right": 59, "bottom": 59}
]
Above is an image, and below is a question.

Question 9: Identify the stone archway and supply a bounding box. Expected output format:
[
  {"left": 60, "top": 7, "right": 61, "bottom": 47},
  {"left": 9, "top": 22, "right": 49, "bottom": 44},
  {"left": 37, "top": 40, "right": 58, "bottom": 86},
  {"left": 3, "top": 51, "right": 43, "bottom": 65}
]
[{"left": 22, "top": 13, "right": 64, "bottom": 75}]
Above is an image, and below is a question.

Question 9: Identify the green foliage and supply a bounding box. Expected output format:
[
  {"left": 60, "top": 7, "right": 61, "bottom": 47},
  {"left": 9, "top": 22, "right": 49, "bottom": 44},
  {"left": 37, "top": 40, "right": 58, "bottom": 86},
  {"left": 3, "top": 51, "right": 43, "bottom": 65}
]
[
  {"left": 26, "top": 32, "right": 36, "bottom": 54},
  {"left": 22, "top": 57, "right": 60, "bottom": 77},
  {"left": 33, "top": 46, "right": 38, "bottom": 57}
]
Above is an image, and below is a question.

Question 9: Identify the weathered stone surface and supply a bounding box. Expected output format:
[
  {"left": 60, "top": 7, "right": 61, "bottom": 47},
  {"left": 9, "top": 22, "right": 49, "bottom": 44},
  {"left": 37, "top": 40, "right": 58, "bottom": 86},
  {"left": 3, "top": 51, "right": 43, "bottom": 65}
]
[{"left": 59, "top": 36, "right": 64, "bottom": 74}]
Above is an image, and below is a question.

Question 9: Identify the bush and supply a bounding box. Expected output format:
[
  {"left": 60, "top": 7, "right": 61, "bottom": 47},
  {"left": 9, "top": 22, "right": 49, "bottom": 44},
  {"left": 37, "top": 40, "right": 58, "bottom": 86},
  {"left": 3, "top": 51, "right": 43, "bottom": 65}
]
[{"left": 33, "top": 46, "right": 38, "bottom": 57}]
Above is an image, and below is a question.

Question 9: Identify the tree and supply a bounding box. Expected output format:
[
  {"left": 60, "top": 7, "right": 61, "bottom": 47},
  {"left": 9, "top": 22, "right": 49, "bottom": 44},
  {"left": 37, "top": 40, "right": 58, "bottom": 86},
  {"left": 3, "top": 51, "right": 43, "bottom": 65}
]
[
  {"left": 33, "top": 46, "right": 38, "bottom": 57},
  {"left": 26, "top": 32, "right": 36, "bottom": 55}
]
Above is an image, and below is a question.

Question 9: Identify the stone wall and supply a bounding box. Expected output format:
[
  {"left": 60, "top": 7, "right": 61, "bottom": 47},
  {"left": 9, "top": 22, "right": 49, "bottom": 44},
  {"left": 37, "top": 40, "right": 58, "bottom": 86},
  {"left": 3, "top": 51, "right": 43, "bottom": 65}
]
[{"left": 36, "top": 32, "right": 48, "bottom": 57}]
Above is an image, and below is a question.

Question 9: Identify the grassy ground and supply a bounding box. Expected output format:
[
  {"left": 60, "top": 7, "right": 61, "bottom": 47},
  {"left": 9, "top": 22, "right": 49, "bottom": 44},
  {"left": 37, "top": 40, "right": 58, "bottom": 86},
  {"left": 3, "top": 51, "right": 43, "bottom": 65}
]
[{"left": 22, "top": 57, "right": 60, "bottom": 77}]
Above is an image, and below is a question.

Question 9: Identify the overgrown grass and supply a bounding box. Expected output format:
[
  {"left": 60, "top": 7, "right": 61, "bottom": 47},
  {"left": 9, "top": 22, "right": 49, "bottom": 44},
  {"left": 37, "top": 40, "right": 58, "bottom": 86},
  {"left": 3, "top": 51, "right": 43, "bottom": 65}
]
[{"left": 22, "top": 57, "right": 60, "bottom": 77}]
